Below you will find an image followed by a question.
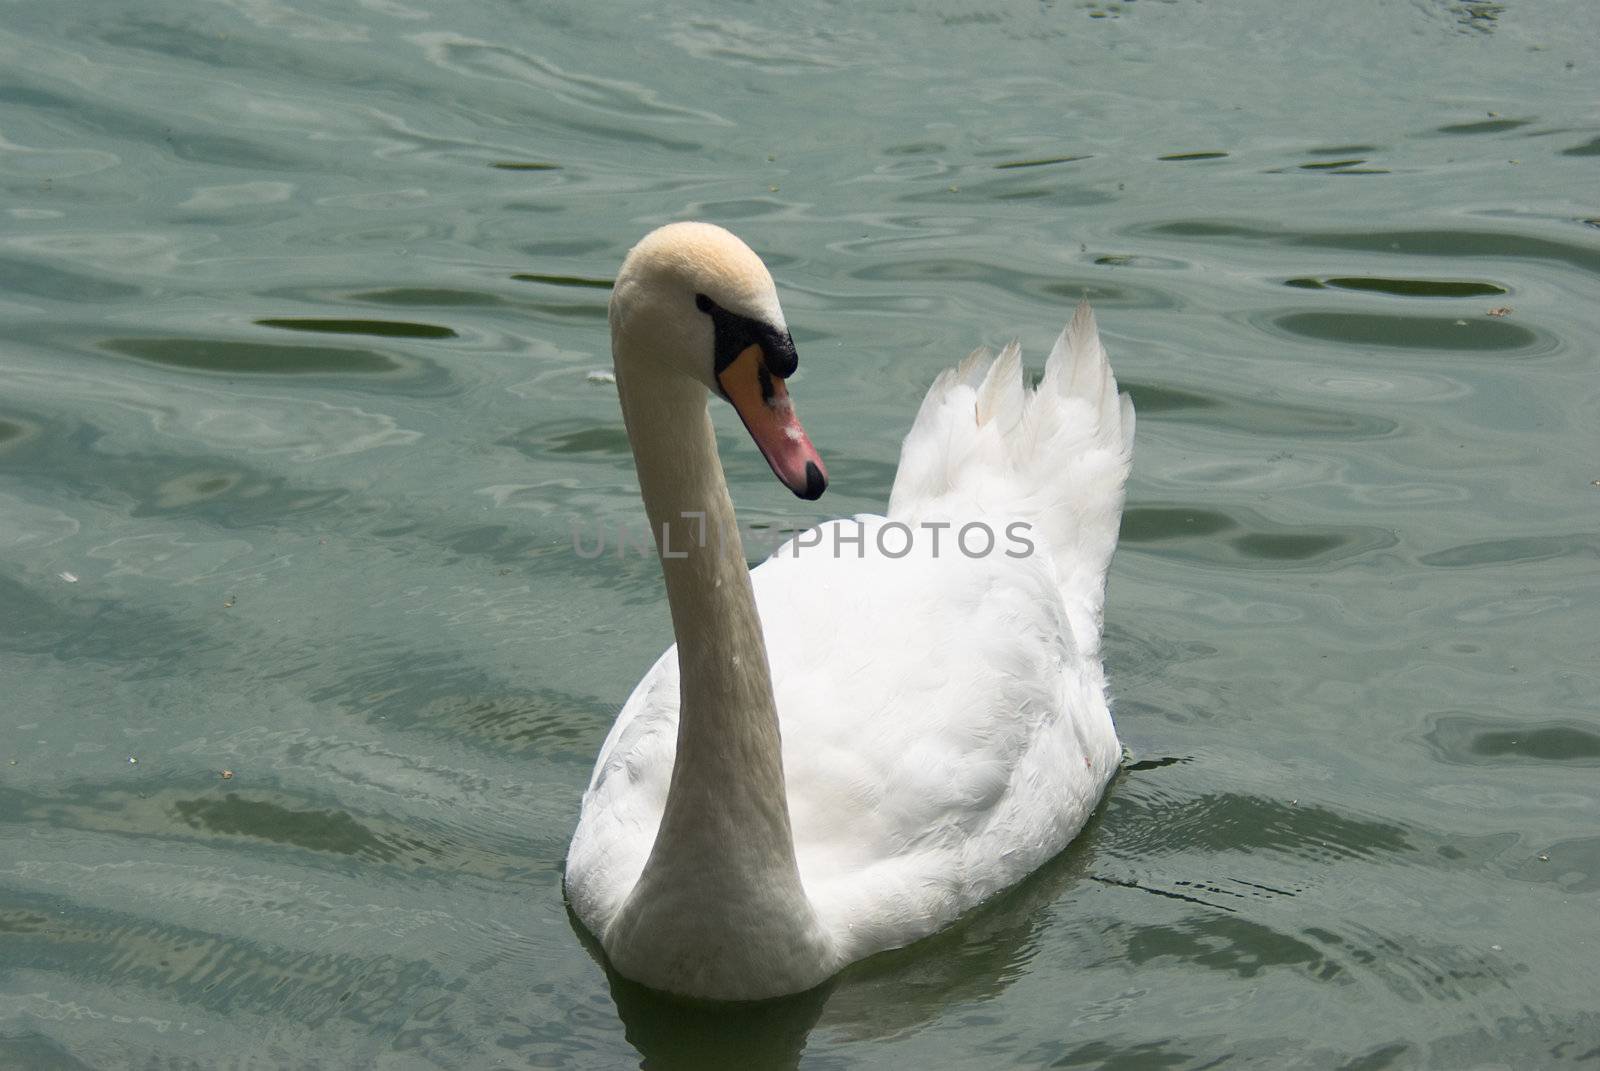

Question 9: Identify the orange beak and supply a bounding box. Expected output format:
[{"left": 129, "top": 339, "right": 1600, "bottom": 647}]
[{"left": 716, "top": 344, "right": 827, "bottom": 500}]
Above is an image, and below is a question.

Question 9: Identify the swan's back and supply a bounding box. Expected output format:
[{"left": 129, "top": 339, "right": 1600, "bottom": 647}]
[{"left": 757, "top": 519, "right": 1119, "bottom": 960}]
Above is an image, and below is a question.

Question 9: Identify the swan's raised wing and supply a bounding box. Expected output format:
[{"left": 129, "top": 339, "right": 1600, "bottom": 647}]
[{"left": 888, "top": 303, "right": 1135, "bottom": 659}]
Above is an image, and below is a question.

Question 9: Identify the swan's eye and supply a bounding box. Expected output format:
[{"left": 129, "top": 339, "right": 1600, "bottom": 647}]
[{"left": 695, "top": 293, "right": 713, "bottom": 314}]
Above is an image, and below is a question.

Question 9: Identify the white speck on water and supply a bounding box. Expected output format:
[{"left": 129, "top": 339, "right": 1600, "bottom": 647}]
[
  {"left": 59, "top": 571, "right": 78, "bottom": 583},
  {"left": 586, "top": 370, "right": 616, "bottom": 385}
]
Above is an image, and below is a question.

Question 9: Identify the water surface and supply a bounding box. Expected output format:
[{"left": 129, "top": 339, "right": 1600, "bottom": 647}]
[{"left": 2, "top": 1, "right": 1598, "bottom": 1067}]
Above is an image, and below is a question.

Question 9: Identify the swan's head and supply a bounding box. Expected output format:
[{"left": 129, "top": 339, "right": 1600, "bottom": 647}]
[{"left": 610, "top": 222, "right": 827, "bottom": 501}]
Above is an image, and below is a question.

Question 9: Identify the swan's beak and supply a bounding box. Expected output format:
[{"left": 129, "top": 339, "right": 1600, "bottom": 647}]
[{"left": 717, "top": 343, "right": 828, "bottom": 500}]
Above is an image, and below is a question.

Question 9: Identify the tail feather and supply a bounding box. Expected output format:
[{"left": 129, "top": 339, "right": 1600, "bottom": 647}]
[
  {"left": 955, "top": 345, "right": 994, "bottom": 389},
  {"left": 975, "top": 341, "right": 1024, "bottom": 433},
  {"left": 888, "top": 302, "right": 1134, "bottom": 653},
  {"left": 1043, "top": 302, "right": 1113, "bottom": 411}
]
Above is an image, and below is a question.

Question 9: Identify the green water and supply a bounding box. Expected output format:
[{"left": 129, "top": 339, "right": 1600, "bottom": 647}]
[{"left": 2, "top": 1, "right": 1598, "bottom": 1067}]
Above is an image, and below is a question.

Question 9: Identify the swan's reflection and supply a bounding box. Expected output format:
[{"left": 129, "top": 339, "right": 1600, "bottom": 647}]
[
  {"left": 577, "top": 806, "right": 1107, "bottom": 1070},
  {"left": 604, "top": 971, "right": 834, "bottom": 1070}
]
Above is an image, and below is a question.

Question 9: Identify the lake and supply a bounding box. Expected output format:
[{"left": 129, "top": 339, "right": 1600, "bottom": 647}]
[{"left": 2, "top": 1, "right": 1598, "bottom": 1067}]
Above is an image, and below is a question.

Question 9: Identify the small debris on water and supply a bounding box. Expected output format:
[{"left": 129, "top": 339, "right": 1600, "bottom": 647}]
[
  {"left": 1486, "top": 306, "right": 1513, "bottom": 318},
  {"left": 1538, "top": 852, "right": 1550, "bottom": 862},
  {"left": 127, "top": 756, "right": 138, "bottom": 765},
  {"left": 223, "top": 595, "right": 236, "bottom": 608},
  {"left": 59, "top": 571, "right": 78, "bottom": 583},
  {"left": 586, "top": 370, "right": 615, "bottom": 385},
  {"left": 220, "top": 769, "right": 234, "bottom": 780}
]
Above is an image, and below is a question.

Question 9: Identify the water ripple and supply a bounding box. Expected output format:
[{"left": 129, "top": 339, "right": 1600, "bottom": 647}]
[
  {"left": 1263, "top": 311, "right": 1544, "bottom": 354},
  {"left": 1425, "top": 714, "right": 1600, "bottom": 767},
  {"left": 1120, "top": 505, "right": 1397, "bottom": 569},
  {"left": 1143, "top": 220, "right": 1600, "bottom": 279},
  {"left": 3, "top": 0, "right": 1598, "bottom": 1065}
]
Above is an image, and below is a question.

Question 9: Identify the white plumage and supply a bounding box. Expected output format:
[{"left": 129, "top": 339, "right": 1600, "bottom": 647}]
[{"left": 565, "top": 223, "right": 1134, "bottom": 1001}]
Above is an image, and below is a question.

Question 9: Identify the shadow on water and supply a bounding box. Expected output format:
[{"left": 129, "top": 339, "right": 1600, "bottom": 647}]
[
  {"left": 1283, "top": 276, "right": 1506, "bottom": 298},
  {"left": 0, "top": 571, "right": 224, "bottom": 670},
  {"left": 0, "top": 253, "right": 143, "bottom": 303},
  {"left": 601, "top": 968, "right": 833, "bottom": 1071},
  {"left": 254, "top": 317, "right": 459, "bottom": 340},
  {"left": 1418, "top": 533, "right": 1600, "bottom": 568},
  {"left": 1140, "top": 220, "right": 1600, "bottom": 279},
  {"left": 0, "top": 887, "right": 443, "bottom": 1037},
  {"left": 0, "top": 414, "right": 350, "bottom": 531},
  {"left": 0, "top": 1034, "right": 97, "bottom": 1071},
  {"left": 307, "top": 641, "right": 616, "bottom": 763},
  {"left": 103, "top": 336, "right": 403, "bottom": 375},
  {"left": 1101, "top": 782, "right": 1415, "bottom": 865},
  {"left": 848, "top": 258, "right": 1167, "bottom": 310},
  {"left": 0, "top": 416, "right": 34, "bottom": 448},
  {"left": 0, "top": 779, "right": 548, "bottom": 882},
  {"left": 1424, "top": 713, "right": 1600, "bottom": 767},
  {"left": 1264, "top": 311, "right": 1540, "bottom": 353},
  {"left": 1119, "top": 379, "right": 1398, "bottom": 438},
  {"left": 1118, "top": 504, "right": 1397, "bottom": 568},
  {"left": 1432, "top": 117, "right": 1533, "bottom": 136},
  {"left": 91, "top": 335, "right": 457, "bottom": 395}
]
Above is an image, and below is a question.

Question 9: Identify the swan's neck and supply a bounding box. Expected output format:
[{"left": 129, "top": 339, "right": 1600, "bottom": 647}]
[
  {"left": 606, "top": 353, "right": 831, "bottom": 998},
  {"left": 622, "top": 365, "right": 794, "bottom": 859}
]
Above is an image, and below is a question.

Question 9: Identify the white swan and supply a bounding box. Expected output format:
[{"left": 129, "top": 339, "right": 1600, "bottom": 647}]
[{"left": 565, "top": 222, "right": 1135, "bottom": 1001}]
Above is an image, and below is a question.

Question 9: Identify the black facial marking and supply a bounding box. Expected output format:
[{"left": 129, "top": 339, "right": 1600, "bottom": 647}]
[
  {"left": 695, "top": 294, "right": 798, "bottom": 379},
  {"left": 757, "top": 364, "right": 775, "bottom": 405}
]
